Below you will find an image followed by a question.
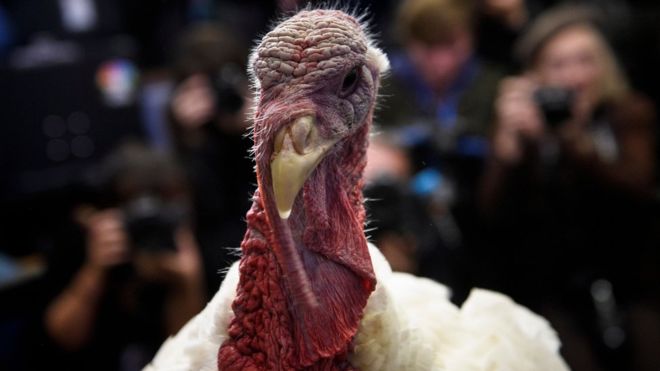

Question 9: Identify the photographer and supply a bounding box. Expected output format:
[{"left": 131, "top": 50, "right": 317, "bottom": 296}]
[
  {"left": 483, "top": 6, "right": 655, "bottom": 205},
  {"left": 363, "top": 134, "right": 463, "bottom": 299},
  {"left": 479, "top": 6, "right": 657, "bottom": 370},
  {"left": 40, "top": 143, "right": 205, "bottom": 371},
  {"left": 167, "top": 23, "right": 253, "bottom": 294},
  {"left": 377, "top": 0, "right": 507, "bottom": 303}
]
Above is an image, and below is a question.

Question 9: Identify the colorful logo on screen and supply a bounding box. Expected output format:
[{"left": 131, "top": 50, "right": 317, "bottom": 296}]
[{"left": 96, "top": 59, "right": 139, "bottom": 107}]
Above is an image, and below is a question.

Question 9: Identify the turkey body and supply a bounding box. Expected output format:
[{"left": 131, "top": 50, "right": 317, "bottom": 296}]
[{"left": 145, "top": 243, "right": 569, "bottom": 371}]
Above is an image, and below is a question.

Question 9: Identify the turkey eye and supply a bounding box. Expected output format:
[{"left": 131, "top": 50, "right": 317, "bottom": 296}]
[{"left": 339, "top": 67, "right": 360, "bottom": 97}]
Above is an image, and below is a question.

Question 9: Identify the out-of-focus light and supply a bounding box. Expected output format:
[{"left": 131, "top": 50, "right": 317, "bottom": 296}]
[
  {"left": 71, "top": 136, "right": 94, "bottom": 158},
  {"left": 67, "top": 111, "right": 90, "bottom": 135},
  {"left": 43, "top": 115, "right": 67, "bottom": 138},
  {"left": 46, "top": 139, "right": 70, "bottom": 162},
  {"left": 96, "top": 59, "right": 139, "bottom": 107}
]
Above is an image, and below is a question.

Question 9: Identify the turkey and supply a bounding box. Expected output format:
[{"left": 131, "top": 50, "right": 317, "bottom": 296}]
[{"left": 145, "top": 8, "right": 569, "bottom": 371}]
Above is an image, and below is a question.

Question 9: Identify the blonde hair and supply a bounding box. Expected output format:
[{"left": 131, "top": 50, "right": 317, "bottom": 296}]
[
  {"left": 516, "top": 6, "right": 629, "bottom": 102},
  {"left": 581, "top": 25, "right": 630, "bottom": 101}
]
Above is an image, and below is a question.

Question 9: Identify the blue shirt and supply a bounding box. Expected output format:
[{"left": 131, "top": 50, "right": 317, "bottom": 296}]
[{"left": 390, "top": 52, "right": 488, "bottom": 158}]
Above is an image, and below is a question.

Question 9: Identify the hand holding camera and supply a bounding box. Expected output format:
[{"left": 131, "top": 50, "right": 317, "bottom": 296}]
[
  {"left": 493, "top": 75, "right": 578, "bottom": 164},
  {"left": 78, "top": 198, "right": 199, "bottom": 284},
  {"left": 493, "top": 76, "right": 544, "bottom": 164},
  {"left": 133, "top": 226, "right": 203, "bottom": 285},
  {"left": 81, "top": 208, "right": 130, "bottom": 274},
  {"left": 535, "top": 86, "right": 577, "bottom": 131}
]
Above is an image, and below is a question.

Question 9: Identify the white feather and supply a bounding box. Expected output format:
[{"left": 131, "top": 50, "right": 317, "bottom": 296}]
[
  {"left": 366, "top": 45, "right": 390, "bottom": 76},
  {"left": 144, "top": 245, "right": 569, "bottom": 371},
  {"left": 144, "top": 262, "right": 239, "bottom": 371},
  {"left": 350, "top": 244, "right": 569, "bottom": 371}
]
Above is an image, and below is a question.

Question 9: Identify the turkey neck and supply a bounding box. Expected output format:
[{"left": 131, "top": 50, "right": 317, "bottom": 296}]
[{"left": 218, "top": 120, "right": 376, "bottom": 370}]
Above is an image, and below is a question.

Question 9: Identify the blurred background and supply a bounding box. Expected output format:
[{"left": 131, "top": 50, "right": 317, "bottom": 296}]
[{"left": 0, "top": 0, "right": 658, "bottom": 370}]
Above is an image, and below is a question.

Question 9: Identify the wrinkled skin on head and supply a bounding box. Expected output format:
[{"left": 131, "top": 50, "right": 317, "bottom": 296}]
[
  {"left": 251, "top": 10, "right": 381, "bottom": 155},
  {"left": 217, "top": 9, "right": 389, "bottom": 371}
]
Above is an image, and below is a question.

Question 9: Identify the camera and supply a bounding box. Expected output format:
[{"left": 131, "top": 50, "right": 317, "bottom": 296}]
[
  {"left": 534, "top": 86, "right": 575, "bottom": 127},
  {"left": 208, "top": 65, "right": 245, "bottom": 116},
  {"left": 122, "top": 195, "right": 188, "bottom": 253}
]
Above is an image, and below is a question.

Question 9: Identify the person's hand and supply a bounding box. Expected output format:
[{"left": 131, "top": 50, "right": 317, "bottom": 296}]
[
  {"left": 171, "top": 74, "right": 216, "bottom": 129},
  {"left": 134, "top": 226, "right": 203, "bottom": 286},
  {"left": 492, "top": 76, "right": 544, "bottom": 164},
  {"left": 557, "top": 111, "right": 595, "bottom": 160},
  {"left": 81, "top": 208, "right": 130, "bottom": 274},
  {"left": 141, "top": 227, "right": 206, "bottom": 333}
]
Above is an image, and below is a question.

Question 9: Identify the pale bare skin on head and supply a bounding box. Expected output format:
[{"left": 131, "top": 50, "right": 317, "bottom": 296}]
[
  {"left": 250, "top": 9, "right": 389, "bottom": 223},
  {"left": 253, "top": 11, "right": 369, "bottom": 91}
]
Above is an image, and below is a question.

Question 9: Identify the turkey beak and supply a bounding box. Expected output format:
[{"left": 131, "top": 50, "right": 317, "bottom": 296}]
[{"left": 271, "top": 115, "right": 337, "bottom": 219}]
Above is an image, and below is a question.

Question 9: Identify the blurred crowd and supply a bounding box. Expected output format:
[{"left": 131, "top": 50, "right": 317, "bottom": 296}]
[{"left": 0, "top": 0, "right": 659, "bottom": 370}]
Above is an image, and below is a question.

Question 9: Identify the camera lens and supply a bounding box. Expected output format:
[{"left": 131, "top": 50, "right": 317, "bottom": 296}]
[
  {"left": 534, "top": 87, "right": 575, "bottom": 127},
  {"left": 209, "top": 71, "right": 244, "bottom": 115}
]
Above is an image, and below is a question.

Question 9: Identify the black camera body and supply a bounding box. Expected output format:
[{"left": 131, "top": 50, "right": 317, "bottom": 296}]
[
  {"left": 534, "top": 86, "right": 575, "bottom": 128},
  {"left": 122, "top": 195, "right": 187, "bottom": 253},
  {"left": 208, "top": 69, "right": 244, "bottom": 116}
]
